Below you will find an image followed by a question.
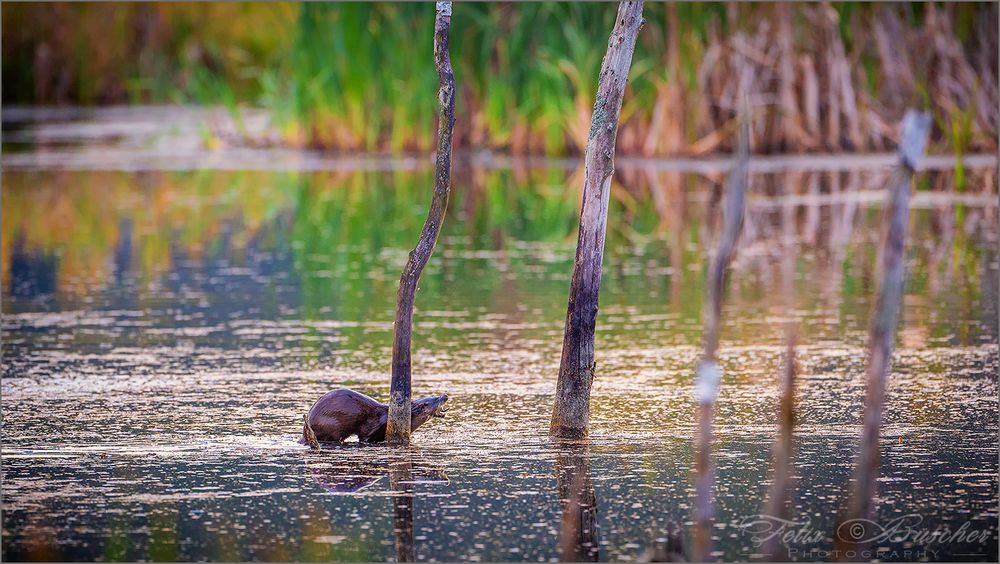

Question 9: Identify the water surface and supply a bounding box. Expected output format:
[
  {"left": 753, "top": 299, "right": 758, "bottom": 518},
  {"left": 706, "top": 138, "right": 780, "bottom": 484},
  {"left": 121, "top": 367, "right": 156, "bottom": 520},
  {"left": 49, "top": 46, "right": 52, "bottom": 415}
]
[{"left": 2, "top": 112, "right": 998, "bottom": 562}]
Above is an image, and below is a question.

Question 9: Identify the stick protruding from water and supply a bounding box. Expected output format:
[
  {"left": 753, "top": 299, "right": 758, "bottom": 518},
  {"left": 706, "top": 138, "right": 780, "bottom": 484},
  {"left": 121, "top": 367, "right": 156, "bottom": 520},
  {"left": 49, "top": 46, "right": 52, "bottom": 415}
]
[
  {"left": 386, "top": 0, "right": 457, "bottom": 446},
  {"left": 692, "top": 100, "right": 750, "bottom": 562},
  {"left": 550, "top": 1, "right": 645, "bottom": 440},
  {"left": 834, "top": 109, "right": 929, "bottom": 559}
]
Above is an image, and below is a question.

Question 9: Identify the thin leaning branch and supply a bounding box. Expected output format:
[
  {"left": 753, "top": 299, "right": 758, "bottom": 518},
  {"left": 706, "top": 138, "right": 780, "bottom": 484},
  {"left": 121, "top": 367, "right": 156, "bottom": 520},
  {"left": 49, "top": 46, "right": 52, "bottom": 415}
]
[
  {"left": 692, "top": 103, "right": 750, "bottom": 562},
  {"left": 386, "top": 1, "right": 456, "bottom": 447},
  {"left": 833, "top": 110, "right": 931, "bottom": 558}
]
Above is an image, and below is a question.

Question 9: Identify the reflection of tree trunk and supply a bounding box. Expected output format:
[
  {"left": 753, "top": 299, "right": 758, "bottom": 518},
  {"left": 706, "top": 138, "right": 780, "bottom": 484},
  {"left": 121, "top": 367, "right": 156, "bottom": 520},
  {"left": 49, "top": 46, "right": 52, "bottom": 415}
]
[
  {"left": 640, "top": 520, "right": 686, "bottom": 562},
  {"left": 389, "top": 456, "right": 416, "bottom": 562},
  {"left": 555, "top": 445, "right": 599, "bottom": 562},
  {"left": 643, "top": 167, "right": 687, "bottom": 307}
]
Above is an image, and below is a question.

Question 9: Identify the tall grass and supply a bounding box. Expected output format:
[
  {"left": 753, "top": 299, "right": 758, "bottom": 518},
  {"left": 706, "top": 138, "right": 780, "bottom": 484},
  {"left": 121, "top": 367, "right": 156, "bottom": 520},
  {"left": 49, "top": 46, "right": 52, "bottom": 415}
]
[{"left": 3, "top": 2, "right": 996, "bottom": 155}]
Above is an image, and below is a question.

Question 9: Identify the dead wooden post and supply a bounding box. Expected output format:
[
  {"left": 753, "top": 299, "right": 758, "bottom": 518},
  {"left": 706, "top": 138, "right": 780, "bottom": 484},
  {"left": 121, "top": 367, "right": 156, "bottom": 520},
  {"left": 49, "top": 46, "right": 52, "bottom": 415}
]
[
  {"left": 692, "top": 106, "right": 750, "bottom": 562},
  {"left": 550, "top": 0, "right": 644, "bottom": 440},
  {"left": 386, "top": 1, "right": 456, "bottom": 446},
  {"left": 760, "top": 174, "right": 799, "bottom": 560},
  {"left": 834, "top": 111, "right": 930, "bottom": 558}
]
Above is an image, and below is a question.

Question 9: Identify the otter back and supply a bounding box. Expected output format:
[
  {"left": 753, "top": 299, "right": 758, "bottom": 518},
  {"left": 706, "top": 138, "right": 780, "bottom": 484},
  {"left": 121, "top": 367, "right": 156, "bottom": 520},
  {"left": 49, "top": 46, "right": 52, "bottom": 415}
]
[{"left": 305, "top": 389, "right": 389, "bottom": 444}]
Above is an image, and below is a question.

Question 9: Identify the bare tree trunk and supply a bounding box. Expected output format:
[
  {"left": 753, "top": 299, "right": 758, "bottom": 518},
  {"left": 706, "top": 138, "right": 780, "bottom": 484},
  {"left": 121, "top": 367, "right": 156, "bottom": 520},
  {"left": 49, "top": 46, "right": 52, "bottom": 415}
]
[
  {"left": 692, "top": 107, "right": 750, "bottom": 562},
  {"left": 386, "top": 1, "right": 457, "bottom": 446},
  {"left": 556, "top": 444, "right": 600, "bottom": 562},
  {"left": 833, "top": 111, "right": 930, "bottom": 560},
  {"left": 550, "top": 0, "right": 645, "bottom": 440}
]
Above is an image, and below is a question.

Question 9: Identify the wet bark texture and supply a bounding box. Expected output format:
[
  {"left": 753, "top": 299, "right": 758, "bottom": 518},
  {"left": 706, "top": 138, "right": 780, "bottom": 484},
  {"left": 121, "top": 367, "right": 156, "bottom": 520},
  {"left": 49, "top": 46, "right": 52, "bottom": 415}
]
[
  {"left": 556, "top": 445, "right": 600, "bottom": 562},
  {"left": 386, "top": 1, "right": 456, "bottom": 446},
  {"left": 692, "top": 108, "right": 750, "bottom": 562},
  {"left": 834, "top": 111, "right": 930, "bottom": 560},
  {"left": 550, "top": 0, "right": 644, "bottom": 440}
]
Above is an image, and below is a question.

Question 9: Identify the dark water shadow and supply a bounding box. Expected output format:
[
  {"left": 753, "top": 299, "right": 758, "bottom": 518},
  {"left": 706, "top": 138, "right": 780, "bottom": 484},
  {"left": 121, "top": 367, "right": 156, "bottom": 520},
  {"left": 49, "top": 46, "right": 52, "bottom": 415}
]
[{"left": 304, "top": 449, "right": 448, "bottom": 561}]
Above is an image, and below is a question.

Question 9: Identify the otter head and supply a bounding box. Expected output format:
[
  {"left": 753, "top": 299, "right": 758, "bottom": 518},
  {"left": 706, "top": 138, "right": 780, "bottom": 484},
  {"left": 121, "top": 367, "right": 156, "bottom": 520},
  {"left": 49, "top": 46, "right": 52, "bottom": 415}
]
[{"left": 410, "top": 394, "right": 449, "bottom": 431}]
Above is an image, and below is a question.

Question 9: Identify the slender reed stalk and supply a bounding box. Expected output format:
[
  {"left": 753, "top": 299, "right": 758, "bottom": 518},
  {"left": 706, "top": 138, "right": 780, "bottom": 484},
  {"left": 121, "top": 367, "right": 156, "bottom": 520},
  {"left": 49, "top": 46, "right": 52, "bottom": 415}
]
[
  {"left": 692, "top": 105, "right": 749, "bottom": 562},
  {"left": 386, "top": 1, "right": 457, "bottom": 446},
  {"left": 833, "top": 110, "right": 931, "bottom": 559},
  {"left": 551, "top": 0, "right": 645, "bottom": 440}
]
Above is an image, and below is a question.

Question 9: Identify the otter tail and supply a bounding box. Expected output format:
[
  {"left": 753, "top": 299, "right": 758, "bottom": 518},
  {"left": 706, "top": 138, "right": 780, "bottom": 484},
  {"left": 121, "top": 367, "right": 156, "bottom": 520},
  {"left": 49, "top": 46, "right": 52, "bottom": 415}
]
[{"left": 303, "top": 414, "right": 320, "bottom": 450}]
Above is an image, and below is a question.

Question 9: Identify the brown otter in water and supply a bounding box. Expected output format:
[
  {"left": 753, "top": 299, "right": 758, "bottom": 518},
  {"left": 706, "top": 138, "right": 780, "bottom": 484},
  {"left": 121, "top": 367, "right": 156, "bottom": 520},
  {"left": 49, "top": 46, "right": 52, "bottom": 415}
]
[{"left": 302, "top": 388, "right": 448, "bottom": 445}]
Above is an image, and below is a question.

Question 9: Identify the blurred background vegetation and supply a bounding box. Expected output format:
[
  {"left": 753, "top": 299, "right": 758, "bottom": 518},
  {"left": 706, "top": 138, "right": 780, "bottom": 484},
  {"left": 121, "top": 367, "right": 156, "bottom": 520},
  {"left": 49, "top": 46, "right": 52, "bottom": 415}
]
[{"left": 2, "top": 2, "right": 997, "bottom": 156}]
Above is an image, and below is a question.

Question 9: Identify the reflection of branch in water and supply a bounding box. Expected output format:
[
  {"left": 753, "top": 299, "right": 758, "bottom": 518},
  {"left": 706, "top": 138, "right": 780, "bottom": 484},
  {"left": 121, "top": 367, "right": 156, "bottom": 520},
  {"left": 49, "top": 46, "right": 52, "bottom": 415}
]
[
  {"left": 641, "top": 166, "right": 690, "bottom": 308},
  {"left": 389, "top": 456, "right": 416, "bottom": 563},
  {"left": 758, "top": 173, "right": 799, "bottom": 562},
  {"left": 555, "top": 445, "right": 600, "bottom": 562}
]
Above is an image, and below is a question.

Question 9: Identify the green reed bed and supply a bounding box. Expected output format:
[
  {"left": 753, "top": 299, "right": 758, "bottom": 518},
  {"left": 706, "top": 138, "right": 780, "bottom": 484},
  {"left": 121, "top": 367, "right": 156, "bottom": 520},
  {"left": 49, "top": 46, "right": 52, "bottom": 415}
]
[{"left": 3, "top": 2, "right": 996, "bottom": 155}]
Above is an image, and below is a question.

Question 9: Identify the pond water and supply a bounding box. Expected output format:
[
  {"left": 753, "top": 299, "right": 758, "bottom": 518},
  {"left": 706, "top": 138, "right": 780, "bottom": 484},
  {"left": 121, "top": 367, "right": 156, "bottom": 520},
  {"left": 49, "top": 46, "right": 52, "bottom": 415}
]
[{"left": 2, "top": 109, "right": 999, "bottom": 562}]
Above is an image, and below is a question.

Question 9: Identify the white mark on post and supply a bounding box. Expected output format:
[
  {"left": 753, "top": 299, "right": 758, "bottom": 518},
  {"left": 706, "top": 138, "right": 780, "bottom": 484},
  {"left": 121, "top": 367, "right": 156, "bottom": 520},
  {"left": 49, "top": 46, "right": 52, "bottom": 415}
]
[
  {"left": 695, "top": 360, "right": 722, "bottom": 404},
  {"left": 436, "top": 1, "right": 452, "bottom": 17},
  {"left": 898, "top": 111, "right": 932, "bottom": 172}
]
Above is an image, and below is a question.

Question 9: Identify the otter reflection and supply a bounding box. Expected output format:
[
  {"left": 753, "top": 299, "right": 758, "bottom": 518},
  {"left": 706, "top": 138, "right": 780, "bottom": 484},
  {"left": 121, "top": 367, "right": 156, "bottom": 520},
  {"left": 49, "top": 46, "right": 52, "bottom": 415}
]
[
  {"left": 555, "top": 444, "right": 600, "bottom": 562},
  {"left": 305, "top": 453, "right": 447, "bottom": 562},
  {"left": 305, "top": 455, "right": 448, "bottom": 494}
]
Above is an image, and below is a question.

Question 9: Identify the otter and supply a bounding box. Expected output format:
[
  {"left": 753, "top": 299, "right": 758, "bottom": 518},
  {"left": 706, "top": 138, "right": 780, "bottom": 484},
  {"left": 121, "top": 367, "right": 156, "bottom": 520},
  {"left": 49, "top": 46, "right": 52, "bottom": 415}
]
[{"left": 302, "top": 388, "right": 448, "bottom": 445}]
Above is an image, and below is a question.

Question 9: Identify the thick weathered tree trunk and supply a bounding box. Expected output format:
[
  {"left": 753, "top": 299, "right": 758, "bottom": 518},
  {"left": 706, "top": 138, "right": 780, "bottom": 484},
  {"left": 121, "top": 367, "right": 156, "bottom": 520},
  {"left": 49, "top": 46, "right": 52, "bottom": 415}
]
[
  {"left": 834, "top": 111, "right": 930, "bottom": 560},
  {"left": 692, "top": 108, "right": 750, "bottom": 562},
  {"left": 550, "top": 0, "right": 644, "bottom": 440},
  {"left": 386, "top": 1, "right": 456, "bottom": 446}
]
